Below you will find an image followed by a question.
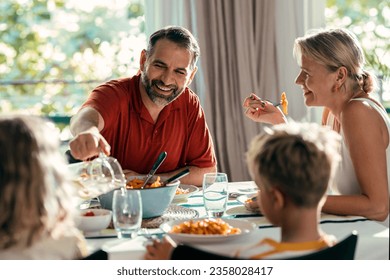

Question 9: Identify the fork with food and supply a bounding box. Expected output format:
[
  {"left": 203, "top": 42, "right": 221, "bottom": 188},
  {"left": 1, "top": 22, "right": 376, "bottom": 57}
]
[{"left": 243, "top": 92, "right": 288, "bottom": 124}]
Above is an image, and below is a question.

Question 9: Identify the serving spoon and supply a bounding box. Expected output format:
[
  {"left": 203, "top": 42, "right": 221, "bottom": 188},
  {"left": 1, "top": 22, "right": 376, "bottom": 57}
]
[
  {"left": 141, "top": 151, "right": 167, "bottom": 189},
  {"left": 162, "top": 168, "right": 190, "bottom": 186}
]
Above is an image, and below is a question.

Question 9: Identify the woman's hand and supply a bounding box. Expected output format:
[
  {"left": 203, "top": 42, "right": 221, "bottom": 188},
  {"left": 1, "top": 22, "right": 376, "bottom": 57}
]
[{"left": 243, "top": 93, "right": 287, "bottom": 125}]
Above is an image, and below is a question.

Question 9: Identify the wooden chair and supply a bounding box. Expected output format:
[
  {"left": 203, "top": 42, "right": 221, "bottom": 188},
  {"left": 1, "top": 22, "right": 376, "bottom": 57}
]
[{"left": 171, "top": 232, "right": 358, "bottom": 260}]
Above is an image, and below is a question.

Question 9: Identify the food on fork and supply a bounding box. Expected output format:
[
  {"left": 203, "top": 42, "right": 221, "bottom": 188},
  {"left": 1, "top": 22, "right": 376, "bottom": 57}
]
[
  {"left": 170, "top": 218, "right": 241, "bottom": 235},
  {"left": 281, "top": 91, "right": 288, "bottom": 115},
  {"left": 244, "top": 92, "right": 287, "bottom": 114}
]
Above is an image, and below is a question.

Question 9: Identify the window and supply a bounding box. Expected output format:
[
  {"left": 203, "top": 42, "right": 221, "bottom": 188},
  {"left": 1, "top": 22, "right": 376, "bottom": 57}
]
[
  {"left": 0, "top": 0, "right": 146, "bottom": 138},
  {"left": 325, "top": 0, "right": 390, "bottom": 108}
]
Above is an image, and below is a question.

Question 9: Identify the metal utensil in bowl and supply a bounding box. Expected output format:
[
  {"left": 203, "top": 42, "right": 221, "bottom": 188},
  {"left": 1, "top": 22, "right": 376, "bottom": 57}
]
[
  {"left": 141, "top": 151, "right": 167, "bottom": 189},
  {"left": 162, "top": 168, "right": 190, "bottom": 186}
]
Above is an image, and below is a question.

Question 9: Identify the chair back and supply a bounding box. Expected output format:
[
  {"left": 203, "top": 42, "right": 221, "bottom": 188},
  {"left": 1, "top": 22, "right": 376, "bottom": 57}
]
[
  {"left": 172, "top": 231, "right": 358, "bottom": 260},
  {"left": 285, "top": 231, "right": 358, "bottom": 260},
  {"left": 81, "top": 249, "right": 108, "bottom": 260}
]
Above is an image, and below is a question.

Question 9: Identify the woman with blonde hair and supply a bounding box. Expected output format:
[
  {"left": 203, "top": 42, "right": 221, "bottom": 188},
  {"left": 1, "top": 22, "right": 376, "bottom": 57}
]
[
  {"left": 0, "top": 115, "right": 88, "bottom": 259},
  {"left": 243, "top": 28, "right": 389, "bottom": 224}
]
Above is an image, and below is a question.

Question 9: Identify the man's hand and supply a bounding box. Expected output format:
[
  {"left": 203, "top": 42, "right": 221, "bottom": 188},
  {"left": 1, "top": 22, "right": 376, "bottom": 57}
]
[{"left": 69, "top": 128, "right": 111, "bottom": 160}]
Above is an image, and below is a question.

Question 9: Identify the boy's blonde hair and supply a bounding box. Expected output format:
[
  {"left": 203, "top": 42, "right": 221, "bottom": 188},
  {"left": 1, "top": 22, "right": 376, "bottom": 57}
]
[
  {"left": 0, "top": 115, "right": 75, "bottom": 249},
  {"left": 247, "top": 122, "right": 341, "bottom": 208}
]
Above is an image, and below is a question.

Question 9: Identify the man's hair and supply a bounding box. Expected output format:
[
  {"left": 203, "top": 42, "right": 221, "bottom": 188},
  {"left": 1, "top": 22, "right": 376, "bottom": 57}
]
[
  {"left": 247, "top": 122, "right": 341, "bottom": 208},
  {"left": 146, "top": 26, "right": 200, "bottom": 69}
]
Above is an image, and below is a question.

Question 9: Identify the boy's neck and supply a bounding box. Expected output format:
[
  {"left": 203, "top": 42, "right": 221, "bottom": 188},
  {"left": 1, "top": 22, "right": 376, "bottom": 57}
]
[{"left": 279, "top": 207, "right": 323, "bottom": 243}]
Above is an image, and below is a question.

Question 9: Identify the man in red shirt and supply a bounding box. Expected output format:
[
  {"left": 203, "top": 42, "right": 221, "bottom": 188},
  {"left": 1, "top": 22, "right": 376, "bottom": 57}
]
[{"left": 69, "top": 26, "right": 217, "bottom": 186}]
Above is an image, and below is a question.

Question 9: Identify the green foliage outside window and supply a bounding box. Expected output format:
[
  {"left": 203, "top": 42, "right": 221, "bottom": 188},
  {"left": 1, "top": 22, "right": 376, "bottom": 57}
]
[
  {"left": 326, "top": 0, "right": 390, "bottom": 103},
  {"left": 0, "top": 0, "right": 145, "bottom": 117},
  {"left": 2, "top": 0, "right": 389, "bottom": 119}
]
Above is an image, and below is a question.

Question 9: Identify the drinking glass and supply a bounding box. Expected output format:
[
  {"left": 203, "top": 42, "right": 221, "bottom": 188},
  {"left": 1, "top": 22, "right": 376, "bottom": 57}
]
[
  {"left": 202, "top": 173, "right": 228, "bottom": 218},
  {"left": 112, "top": 189, "right": 142, "bottom": 238}
]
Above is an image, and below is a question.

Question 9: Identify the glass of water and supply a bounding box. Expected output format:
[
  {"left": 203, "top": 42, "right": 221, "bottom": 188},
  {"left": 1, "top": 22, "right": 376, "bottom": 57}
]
[
  {"left": 112, "top": 189, "right": 142, "bottom": 238},
  {"left": 202, "top": 173, "right": 228, "bottom": 218}
]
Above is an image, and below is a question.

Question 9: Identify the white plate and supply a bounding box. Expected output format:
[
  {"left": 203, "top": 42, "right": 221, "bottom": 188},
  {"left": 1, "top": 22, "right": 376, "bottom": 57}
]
[
  {"left": 236, "top": 194, "right": 261, "bottom": 213},
  {"left": 236, "top": 193, "right": 257, "bottom": 205},
  {"left": 160, "top": 218, "right": 256, "bottom": 244},
  {"left": 173, "top": 184, "right": 199, "bottom": 201}
]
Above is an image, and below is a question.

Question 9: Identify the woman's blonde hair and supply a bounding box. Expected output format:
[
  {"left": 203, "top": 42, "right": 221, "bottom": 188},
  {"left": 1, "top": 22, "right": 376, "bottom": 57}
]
[
  {"left": 247, "top": 122, "right": 341, "bottom": 207},
  {"left": 0, "top": 115, "right": 75, "bottom": 249},
  {"left": 293, "top": 28, "right": 377, "bottom": 94}
]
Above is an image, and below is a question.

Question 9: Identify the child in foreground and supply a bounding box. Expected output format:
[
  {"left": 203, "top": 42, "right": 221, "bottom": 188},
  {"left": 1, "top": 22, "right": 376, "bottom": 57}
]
[
  {"left": 144, "top": 122, "right": 341, "bottom": 259},
  {"left": 0, "top": 114, "right": 88, "bottom": 259}
]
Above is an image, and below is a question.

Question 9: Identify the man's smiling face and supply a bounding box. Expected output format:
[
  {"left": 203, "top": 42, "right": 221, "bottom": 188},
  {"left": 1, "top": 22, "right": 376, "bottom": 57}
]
[{"left": 140, "top": 39, "right": 196, "bottom": 106}]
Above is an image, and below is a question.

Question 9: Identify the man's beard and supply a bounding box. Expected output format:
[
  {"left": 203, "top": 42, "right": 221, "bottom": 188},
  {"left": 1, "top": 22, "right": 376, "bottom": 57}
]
[{"left": 141, "top": 71, "right": 183, "bottom": 106}]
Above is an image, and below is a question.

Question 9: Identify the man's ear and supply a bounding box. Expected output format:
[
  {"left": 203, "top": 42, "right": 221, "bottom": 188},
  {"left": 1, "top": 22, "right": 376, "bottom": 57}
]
[
  {"left": 139, "top": 49, "right": 147, "bottom": 71},
  {"left": 187, "top": 66, "right": 198, "bottom": 86}
]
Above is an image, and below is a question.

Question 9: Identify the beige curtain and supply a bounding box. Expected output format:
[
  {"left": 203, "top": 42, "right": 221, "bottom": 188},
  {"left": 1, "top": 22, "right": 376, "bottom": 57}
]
[{"left": 194, "top": 0, "right": 278, "bottom": 181}]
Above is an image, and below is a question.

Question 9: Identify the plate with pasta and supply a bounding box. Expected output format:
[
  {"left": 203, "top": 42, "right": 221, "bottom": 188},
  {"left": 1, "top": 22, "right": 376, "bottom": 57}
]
[
  {"left": 160, "top": 218, "right": 256, "bottom": 243},
  {"left": 173, "top": 184, "right": 199, "bottom": 201}
]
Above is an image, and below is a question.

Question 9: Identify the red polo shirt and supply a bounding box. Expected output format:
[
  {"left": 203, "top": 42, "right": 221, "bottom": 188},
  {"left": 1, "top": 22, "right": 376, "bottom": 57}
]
[{"left": 81, "top": 74, "right": 216, "bottom": 174}]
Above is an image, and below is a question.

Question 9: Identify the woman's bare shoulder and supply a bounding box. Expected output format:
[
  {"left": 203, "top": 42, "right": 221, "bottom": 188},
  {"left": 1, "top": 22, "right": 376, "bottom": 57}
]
[
  {"left": 342, "top": 98, "right": 384, "bottom": 123},
  {"left": 341, "top": 98, "right": 388, "bottom": 146}
]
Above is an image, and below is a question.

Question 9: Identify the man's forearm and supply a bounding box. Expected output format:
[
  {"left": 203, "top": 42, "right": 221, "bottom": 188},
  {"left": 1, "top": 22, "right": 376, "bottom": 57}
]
[
  {"left": 70, "top": 107, "right": 102, "bottom": 136},
  {"left": 159, "top": 165, "right": 217, "bottom": 187}
]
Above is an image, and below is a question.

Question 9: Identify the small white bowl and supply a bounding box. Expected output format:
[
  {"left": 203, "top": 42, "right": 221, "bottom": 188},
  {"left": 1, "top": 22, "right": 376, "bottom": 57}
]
[{"left": 74, "top": 209, "right": 112, "bottom": 233}]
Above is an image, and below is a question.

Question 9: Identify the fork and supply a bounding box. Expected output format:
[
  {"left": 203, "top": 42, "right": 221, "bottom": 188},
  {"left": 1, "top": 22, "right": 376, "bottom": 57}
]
[
  {"left": 140, "top": 228, "right": 164, "bottom": 240},
  {"left": 250, "top": 94, "right": 280, "bottom": 108}
]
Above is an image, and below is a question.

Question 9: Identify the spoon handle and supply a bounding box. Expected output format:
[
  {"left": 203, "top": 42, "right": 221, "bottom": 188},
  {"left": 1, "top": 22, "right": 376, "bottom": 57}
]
[
  {"left": 150, "top": 151, "right": 167, "bottom": 174},
  {"left": 141, "top": 151, "right": 167, "bottom": 189},
  {"left": 164, "top": 168, "right": 190, "bottom": 185}
]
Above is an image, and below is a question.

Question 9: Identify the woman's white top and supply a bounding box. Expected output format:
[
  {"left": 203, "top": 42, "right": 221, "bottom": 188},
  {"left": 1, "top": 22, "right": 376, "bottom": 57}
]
[{"left": 326, "top": 98, "right": 390, "bottom": 226}]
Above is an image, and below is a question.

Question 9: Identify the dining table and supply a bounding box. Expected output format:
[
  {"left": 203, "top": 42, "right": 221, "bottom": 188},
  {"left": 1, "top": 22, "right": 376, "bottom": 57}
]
[{"left": 84, "top": 181, "right": 389, "bottom": 260}]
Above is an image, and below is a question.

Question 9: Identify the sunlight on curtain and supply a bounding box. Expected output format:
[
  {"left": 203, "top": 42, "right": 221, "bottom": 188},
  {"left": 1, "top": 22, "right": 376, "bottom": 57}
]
[{"left": 194, "top": 0, "right": 278, "bottom": 181}]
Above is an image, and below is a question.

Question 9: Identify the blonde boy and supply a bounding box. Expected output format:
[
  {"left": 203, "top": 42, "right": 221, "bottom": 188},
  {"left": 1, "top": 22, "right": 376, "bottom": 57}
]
[
  {"left": 145, "top": 122, "right": 341, "bottom": 260},
  {"left": 238, "top": 122, "right": 341, "bottom": 259}
]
